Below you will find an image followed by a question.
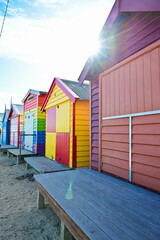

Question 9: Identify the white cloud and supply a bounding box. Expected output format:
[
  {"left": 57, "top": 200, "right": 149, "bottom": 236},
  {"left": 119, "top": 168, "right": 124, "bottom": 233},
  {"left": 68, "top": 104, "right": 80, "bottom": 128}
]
[{"left": 0, "top": 8, "right": 104, "bottom": 71}]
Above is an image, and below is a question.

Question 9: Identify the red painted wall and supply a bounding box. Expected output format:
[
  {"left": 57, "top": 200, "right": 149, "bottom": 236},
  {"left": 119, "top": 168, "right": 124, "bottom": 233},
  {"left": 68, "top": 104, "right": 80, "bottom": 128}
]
[
  {"left": 56, "top": 133, "right": 70, "bottom": 166},
  {"left": 38, "top": 94, "right": 46, "bottom": 106},
  {"left": 24, "top": 93, "right": 37, "bottom": 112}
]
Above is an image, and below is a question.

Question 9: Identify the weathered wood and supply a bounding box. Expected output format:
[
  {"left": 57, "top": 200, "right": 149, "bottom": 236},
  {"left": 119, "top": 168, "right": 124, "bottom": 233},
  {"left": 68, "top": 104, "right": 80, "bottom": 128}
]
[
  {"left": 24, "top": 156, "right": 71, "bottom": 173},
  {"left": 0, "top": 144, "right": 17, "bottom": 153},
  {"left": 60, "top": 221, "right": 74, "bottom": 240},
  {"left": 7, "top": 151, "right": 10, "bottom": 157},
  {"left": 37, "top": 190, "right": 44, "bottom": 209},
  {"left": 7, "top": 149, "right": 35, "bottom": 164},
  {"left": 26, "top": 163, "right": 31, "bottom": 170},
  {"left": 35, "top": 169, "right": 160, "bottom": 240}
]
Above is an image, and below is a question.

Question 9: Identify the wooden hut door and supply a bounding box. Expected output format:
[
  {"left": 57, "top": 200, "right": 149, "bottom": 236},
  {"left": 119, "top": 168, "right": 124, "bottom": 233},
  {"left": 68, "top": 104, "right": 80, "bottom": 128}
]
[
  {"left": 55, "top": 101, "right": 71, "bottom": 166},
  {"left": 25, "top": 112, "right": 34, "bottom": 152},
  {"left": 10, "top": 117, "right": 18, "bottom": 147}
]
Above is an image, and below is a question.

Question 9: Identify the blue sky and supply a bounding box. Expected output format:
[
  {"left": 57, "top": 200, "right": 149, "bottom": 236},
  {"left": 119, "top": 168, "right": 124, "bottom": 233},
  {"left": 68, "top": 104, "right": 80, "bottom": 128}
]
[{"left": 0, "top": 0, "right": 114, "bottom": 112}]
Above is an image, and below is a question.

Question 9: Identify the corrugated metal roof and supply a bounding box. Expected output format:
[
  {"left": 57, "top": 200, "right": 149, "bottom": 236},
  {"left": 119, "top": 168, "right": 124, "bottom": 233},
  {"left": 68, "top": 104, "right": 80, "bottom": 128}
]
[
  {"left": 22, "top": 89, "right": 47, "bottom": 103},
  {"left": 61, "top": 79, "right": 89, "bottom": 100},
  {"left": 12, "top": 104, "right": 24, "bottom": 115}
]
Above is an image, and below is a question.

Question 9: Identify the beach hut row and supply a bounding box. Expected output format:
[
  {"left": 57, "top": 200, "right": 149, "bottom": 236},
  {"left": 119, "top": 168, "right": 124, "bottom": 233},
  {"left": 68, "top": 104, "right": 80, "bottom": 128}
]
[
  {"left": 1, "top": 79, "right": 90, "bottom": 169},
  {"left": 1, "top": 0, "right": 160, "bottom": 193}
]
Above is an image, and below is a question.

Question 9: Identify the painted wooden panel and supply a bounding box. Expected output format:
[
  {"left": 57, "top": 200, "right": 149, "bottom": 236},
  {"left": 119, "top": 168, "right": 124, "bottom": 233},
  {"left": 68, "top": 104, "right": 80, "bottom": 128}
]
[
  {"left": 2, "top": 112, "right": 10, "bottom": 144},
  {"left": 75, "top": 100, "right": 89, "bottom": 168},
  {"left": 45, "top": 84, "right": 69, "bottom": 110},
  {"left": 90, "top": 79, "right": 99, "bottom": 170},
  {"left": 10, "top": 116, "right": 18, "bottom": 147},
  {"left": 132, "top": 114, "right": 160, "bottom": 192},
  {"left": 23, "top": 94, "right": 46, "bottom": 154},
  {"left": 45, "top": 132, "right": 56, "bottom": 160},
  {"left": 24, "top": 93, "right": 37, "bottom": 112},
  {"left": 38, "top": 94, "right": 46, "bottom": 106},
  {"left": 101, "top": 44, "right": 160, "bottom": 118},
  {"left": 56, "top": 133, "right": 70, "bottom": 166},
  {"left": 56, "top": 100, "right": 70, "bottom": 133},
  {"left": 46, "top": 107, "right": 56, "bottom": 132},
  {"left": 101, "top": 118, "right": 129, "bottom": 180}
]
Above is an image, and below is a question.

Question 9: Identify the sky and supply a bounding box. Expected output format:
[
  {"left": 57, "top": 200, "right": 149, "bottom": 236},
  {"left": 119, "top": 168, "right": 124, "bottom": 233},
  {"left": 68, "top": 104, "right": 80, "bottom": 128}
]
[{"left": 0, "top": 0, "right": 115, "bottom": 113}]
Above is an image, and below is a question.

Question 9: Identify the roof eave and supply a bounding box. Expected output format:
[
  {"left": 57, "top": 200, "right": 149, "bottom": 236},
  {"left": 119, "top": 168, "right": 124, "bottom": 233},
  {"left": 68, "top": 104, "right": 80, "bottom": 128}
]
[
  {"left": 78, "top": 0, "right": 119, "bottom": 85},
  {"left": 41, "top": 77, "right": 80, "bottom": 112},
  {"left": 22, "top": 89, "right": 47, "bottom": 103},
  {"left": 78, "top": 0, "right": 160, "bottom": 85}
]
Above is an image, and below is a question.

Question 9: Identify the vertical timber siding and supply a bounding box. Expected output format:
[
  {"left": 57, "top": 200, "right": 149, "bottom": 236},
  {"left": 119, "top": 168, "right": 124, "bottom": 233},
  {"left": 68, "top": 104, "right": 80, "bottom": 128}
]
[{"left": 101, "top": 42, "right": 160, "bottom": 118}]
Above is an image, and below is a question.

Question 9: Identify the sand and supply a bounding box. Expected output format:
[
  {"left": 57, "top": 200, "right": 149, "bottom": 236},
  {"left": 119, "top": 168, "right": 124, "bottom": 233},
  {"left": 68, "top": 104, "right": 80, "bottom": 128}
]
[{"left": 0, "top": 152, "right": 61, "bottom": 240}]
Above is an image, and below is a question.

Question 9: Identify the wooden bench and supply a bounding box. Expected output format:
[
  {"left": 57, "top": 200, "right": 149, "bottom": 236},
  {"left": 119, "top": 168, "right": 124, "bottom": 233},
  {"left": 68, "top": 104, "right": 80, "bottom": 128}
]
[
  {"left": 24, "top": 156, "right": 71, "bottom": 173},
  {"left": 7, "top": 148, "right": 35, "bottom": 164},
  {"left": 34, "top": 169, "right": 160, "bottom": 240}
]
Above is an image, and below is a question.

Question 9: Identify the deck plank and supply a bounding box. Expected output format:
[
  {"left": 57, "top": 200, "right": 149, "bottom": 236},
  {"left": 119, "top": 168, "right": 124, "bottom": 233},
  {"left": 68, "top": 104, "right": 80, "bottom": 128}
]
[
  {"left": 0, "top": 144, "right": 17, "bottom": 152},
  {"left": 7, "top": 148, "right": 35, "bottom": 156},
  {"left": 35, "top": 169, "right": 160, "bottom": 240},
  {"left": 24, "top": 156, "right": 71, "bottom": 173}
]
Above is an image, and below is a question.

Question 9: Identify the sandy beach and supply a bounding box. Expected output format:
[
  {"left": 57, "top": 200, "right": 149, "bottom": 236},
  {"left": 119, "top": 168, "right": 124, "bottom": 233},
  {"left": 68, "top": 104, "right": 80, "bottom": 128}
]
[{"left": 0, "top": 152, "right": 60, "bottom": 240}]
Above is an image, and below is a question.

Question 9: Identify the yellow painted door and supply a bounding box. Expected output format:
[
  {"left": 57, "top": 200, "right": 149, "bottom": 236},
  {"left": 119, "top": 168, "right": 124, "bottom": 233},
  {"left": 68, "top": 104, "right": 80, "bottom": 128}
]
[
  {"left": 56, "top": 101, "right": 70, "bottom": 133},
  {"left": 45, "top": 132, "right": 56, "bottom": 160}
]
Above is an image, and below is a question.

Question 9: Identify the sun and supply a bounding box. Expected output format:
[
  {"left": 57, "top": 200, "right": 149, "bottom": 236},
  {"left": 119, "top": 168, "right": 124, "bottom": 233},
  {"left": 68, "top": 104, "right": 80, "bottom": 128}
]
[{"left": 88, "top": 39, "right": 100, "bottom": 56}]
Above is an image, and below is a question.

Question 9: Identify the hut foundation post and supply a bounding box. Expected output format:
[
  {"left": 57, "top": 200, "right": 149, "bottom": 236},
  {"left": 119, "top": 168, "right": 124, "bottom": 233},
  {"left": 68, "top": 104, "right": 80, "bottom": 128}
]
[
  {"left": 60, "top": 221, "right": 74, "bottom": 240},
  {"left": 7, "top": 151, "right": 10, "bottom": 157},
  {"left": 37, "top": 190, "right": 44, "bottom": 209}
]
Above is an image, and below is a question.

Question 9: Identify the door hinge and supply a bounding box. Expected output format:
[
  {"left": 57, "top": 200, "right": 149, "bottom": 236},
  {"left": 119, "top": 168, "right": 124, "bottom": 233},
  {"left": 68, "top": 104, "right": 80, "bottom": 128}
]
[
  {"left": 101, "top": 160, "right": 103, "bottom": 167},
  {"left": 101, "top": 121, "right": 103, "bottom": 128}
]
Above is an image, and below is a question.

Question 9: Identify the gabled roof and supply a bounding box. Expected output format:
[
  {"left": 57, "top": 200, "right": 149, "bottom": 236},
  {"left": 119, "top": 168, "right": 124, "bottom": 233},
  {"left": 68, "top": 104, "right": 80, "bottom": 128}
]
[
  {"left": 41, "top": 77, "right": 89, "bottom": 112},
  {"left": 2, "top": 109, "right": 10, "bottom": 122},
  {"left": 61, "top": 79, "right": 89, "bottom": 100},
  {"left": 22, "top": 89, "right": 47, "bottom": 103},
  {"left": 8, "top": 104, "right": 24, "bottom": 119},
  {"left": 78, "top": 0, "right": 160, "bottom": 85}
]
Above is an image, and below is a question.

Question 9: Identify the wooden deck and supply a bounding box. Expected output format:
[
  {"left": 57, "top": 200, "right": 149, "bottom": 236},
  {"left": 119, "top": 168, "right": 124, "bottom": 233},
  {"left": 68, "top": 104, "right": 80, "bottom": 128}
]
[
  {"left": 7, "top": 148, "right": 35, "bottom": 164},
  {"left": 0, "top": 144, "right": 17, "bottom": 153},
  {"left": 35, "top": 169, "right": 160, "bottom": 240},
  {"left": 24, "top": 156, "right": 71, "bottom": 173}
]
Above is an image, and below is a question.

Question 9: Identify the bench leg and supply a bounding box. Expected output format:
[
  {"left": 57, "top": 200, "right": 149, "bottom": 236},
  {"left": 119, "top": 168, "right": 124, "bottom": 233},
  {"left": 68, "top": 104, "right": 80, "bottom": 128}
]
[
  {"left": 37, "top": 190, "right": 44, "bottom": 209},
  {"left": 17, "top": 156, "right": 21, "bottom": 164},
  {"left": 7, "top": 151, "right": 10, "bottom": 157},
  {"left": 26, "top": 163, "right": 31, "bottom": 170},
  {"left": 60, "top": 221, "right": 74, "bottom": 240}
]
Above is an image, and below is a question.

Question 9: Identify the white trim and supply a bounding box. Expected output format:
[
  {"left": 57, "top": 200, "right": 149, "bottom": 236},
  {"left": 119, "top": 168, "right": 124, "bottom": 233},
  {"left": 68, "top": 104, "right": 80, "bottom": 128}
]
[{"left": 102, "top": 110, "right": 160, "bottom": 120}]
